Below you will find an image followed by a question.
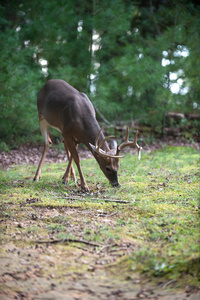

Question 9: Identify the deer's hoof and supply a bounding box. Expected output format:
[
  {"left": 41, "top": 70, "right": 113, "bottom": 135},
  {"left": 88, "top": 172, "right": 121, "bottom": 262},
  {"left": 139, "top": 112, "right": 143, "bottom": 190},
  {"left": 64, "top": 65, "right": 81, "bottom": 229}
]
[
  {"left": 62, "top": 180, "right": 69, "bottom": 185},
  {"left": 81, "top": 186, "right": 89, "bottom": 192},
  {"left": 111, "top": 182, "right": 120, "bottom": 188}
]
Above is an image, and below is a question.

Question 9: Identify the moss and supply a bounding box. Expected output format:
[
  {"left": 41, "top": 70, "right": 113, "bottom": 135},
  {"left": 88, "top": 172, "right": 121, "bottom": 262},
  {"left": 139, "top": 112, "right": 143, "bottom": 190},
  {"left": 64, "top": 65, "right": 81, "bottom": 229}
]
[{"left": 0, "top": 146, "right": 199, "bottom": 288}]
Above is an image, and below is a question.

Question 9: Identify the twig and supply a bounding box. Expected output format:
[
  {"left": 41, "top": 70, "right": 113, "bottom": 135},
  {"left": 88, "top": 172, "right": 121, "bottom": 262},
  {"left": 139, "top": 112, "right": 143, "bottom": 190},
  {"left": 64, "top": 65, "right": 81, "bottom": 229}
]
[
  {"left": 109, "top": 246, "right": 134, "bottom": 253},
  {"left": 96, "top": 245, "right": 110, "bottom": 254},
  {"left": 65, "top": 196, "right": 81, "bottom": 199},
  {"left": 94, "top": 105, "right": 110, "bottom": 124},
  {"left": 162, "top": 280, "right": 176, "bottom": 288},
  {"left": 58, "top": 196, "right": 83, "bottom": 200},
  {"left": 35, "top": 238, "right": 100, "bottom": 247},
  {"left": 96, "top": 243, "right": 119, "bottom": 254},
  {"left": 96, "top": 212, "right": 117, "bottom": 217},
  {"left": 73, "top": 245, "right": 94, "bottom": 253},
  {"left": 91, "top": 198, "right": 130, "bottom": 204},
  {"left": 3, "top": 272, "right": 18, "bottom": 280},
  {"left": 59, "top": 196, "right": 130, "bottom": 204}
]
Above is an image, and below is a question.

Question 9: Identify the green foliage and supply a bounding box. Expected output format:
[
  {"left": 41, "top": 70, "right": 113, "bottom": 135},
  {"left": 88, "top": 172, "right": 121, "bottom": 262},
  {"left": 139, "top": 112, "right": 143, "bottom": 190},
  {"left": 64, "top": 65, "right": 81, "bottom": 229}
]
[
  {"left": 94, "top": 0, "right": 200, "bottom": 124},
  {"left": 0, "top": 142, "right": 10, "bottom": 152},
  {"left": 0, "top": 1, "right": 200, "bottom": 147},
  {"left": 0, "top": 23, "right": 43, "bottom": 146}
]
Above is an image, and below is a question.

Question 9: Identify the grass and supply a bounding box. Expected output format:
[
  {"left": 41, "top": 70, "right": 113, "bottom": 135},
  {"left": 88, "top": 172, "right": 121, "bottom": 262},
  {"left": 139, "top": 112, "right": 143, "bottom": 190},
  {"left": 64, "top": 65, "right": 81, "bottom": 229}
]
[{"left": 0, "top": 146, "right": 199, "bottom": 288}]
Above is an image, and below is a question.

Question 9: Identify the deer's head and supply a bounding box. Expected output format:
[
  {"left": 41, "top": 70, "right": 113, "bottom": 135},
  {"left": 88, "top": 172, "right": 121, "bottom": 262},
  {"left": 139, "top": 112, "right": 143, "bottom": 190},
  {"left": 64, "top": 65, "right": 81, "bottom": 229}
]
[{"left": 89, "top": 127, "right": 142, "bottom": 187}]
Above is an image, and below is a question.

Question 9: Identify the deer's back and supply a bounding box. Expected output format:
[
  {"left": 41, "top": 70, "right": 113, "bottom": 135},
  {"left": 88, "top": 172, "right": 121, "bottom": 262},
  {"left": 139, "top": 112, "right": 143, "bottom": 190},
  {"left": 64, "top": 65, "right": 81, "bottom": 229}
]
[{"left": 37, "top": 79, "right": 97, "bottom": 141}]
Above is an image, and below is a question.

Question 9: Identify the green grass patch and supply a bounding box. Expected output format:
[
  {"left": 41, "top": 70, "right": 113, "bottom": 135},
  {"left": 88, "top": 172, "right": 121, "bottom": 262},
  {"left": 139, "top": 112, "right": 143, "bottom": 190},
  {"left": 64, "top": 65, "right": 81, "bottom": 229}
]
[{"left": 0, "top": 146, "right": 199, "bottom": 287}]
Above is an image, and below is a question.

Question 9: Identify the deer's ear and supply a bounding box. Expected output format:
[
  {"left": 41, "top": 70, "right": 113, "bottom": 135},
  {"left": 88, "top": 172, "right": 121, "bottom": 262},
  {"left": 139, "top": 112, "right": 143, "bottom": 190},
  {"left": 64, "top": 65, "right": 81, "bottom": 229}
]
[
  {"left": 109, "top": 139, "right": 118, "bottom": 151},
  {"left": 89, "top": 143, "right": 107, "bottom": 157}
]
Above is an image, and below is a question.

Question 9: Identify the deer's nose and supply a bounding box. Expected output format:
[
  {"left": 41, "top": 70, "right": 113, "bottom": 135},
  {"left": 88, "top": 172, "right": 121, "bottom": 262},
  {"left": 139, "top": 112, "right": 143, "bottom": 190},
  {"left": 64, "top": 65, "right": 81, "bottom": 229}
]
[{"left": 111, "top": 181, "right": 120, "bottom": 188}]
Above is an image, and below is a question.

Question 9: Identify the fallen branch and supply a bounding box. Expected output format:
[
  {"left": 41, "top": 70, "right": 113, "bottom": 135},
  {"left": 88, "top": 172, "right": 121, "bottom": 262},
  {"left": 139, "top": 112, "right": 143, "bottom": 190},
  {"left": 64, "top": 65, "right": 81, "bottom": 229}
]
[
  {"left": 58, "top": 196, "right": 82, "bottom": 200},
  {"left": 58, "top": 196, "right": 130, "bottom": 204},
  {"left": 64, "top": 195, "right": 81, "bottom": 199},
  {"left": 91, "top": 198, "right": 130, "bottom": 204},
  {"left": 162, "top": 279, "right": 177, "bottom": 288},
  {"left": 35, "top": 238, "right": 100, "bottom": 247}
]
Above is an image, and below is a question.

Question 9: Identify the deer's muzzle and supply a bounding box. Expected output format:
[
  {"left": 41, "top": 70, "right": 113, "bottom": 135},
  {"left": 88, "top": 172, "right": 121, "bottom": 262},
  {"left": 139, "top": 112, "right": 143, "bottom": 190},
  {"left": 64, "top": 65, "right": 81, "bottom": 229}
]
[{"left": 111, "top": 181, "right": 120, "bottom": 188}]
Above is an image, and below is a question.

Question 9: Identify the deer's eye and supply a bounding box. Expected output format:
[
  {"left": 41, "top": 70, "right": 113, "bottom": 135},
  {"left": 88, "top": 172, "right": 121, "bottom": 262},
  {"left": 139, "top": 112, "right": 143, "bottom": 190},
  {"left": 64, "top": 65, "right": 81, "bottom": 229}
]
[{"left": 105, "top": 167, "right": 111, "bottom": 173}]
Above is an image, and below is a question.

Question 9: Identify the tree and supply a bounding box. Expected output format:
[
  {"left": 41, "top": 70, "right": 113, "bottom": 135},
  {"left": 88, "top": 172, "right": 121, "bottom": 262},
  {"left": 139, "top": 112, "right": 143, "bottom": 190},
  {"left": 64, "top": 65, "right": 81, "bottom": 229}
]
[
  {"left": 93, "top": 0, "right": 200, "bottom": 127},
  {"left": 0, "top": 0, "right": 199, "bottom": 149}
]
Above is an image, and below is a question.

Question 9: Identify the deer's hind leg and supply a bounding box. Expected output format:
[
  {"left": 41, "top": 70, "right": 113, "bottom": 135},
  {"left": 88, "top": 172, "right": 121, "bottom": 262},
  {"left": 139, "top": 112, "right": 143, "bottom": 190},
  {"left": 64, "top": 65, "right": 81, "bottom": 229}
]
[{"left": 34, "top": 115, "right": 52, "bottom": 181}]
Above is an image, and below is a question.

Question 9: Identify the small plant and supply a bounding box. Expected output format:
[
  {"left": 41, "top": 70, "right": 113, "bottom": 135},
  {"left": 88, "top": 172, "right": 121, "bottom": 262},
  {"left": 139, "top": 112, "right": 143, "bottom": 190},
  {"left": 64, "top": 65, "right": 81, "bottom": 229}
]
[{"left": 0, "top": 142, "right": 10, "bottom": 152}]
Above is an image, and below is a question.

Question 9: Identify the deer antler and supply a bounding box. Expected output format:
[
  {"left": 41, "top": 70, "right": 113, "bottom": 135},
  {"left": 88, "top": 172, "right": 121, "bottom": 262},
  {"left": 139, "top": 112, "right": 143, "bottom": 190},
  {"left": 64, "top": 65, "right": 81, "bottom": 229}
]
[
  {"left": 90, "top": 127, "right": 124, "bottom": 159},
  {"left": 118, "top": 127, "right": 142, "bottom": 160}
]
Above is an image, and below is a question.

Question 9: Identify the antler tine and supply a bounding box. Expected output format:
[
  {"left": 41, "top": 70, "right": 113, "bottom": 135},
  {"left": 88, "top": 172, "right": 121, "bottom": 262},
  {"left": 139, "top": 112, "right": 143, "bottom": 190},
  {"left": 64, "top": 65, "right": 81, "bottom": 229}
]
[
  {"left": 95, "top": 127, "right": 115, "bottom": 151},
  {"left": 97, "top": 135, "right": 125, "bottom": 158},
  {"left": 118, "top": 128, "right": 142, "bottom": 160},
  {"left": 97, "top": 135, "right": 115, "bottom": 151},
  {"left": 133, "top": 130, "right": 139, "bottom": 144},
  {"left": 125, "top": 126, "right": 129, "bottom": 142},
  {"left": 138, "top": 147, "right": 142, "bottom": 160},
  {"left": 93, "top": 127, "right": 124, "bottom": 158},
  {"left": 95, "top": 127, "right": 103, "bottom": 148},
  {"left": 96, "top": 148, "right": 125, "bottom": 159},
  {"left": 134, "top": 130, "right": 142, "bottom": 160}
]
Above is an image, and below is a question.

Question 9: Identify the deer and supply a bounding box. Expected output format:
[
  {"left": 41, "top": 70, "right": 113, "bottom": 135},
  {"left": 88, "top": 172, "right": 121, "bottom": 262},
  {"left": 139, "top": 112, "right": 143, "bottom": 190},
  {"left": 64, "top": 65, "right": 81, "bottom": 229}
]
[{"left": 33, "top": 79, "right": 142, "bottom": 191}]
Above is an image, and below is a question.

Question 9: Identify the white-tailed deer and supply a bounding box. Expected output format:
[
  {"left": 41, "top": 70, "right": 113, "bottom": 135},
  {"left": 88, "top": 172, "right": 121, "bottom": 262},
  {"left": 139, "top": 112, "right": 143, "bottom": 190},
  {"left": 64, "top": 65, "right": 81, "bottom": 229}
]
[{"left": 34, "top": 79, "right": 142, "bottom": 190}]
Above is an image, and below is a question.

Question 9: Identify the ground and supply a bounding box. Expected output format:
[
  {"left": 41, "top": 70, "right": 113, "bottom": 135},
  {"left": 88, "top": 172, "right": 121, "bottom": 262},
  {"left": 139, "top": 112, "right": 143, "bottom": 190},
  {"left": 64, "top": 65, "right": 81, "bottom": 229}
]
[{"left": 0, "top": 141, "right": 199, "bottom": 300}]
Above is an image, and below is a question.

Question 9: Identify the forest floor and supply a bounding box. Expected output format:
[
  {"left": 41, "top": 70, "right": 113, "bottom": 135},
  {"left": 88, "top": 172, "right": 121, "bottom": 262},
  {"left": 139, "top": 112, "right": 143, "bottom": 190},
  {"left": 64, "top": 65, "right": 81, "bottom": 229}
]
[
  {"left": 0, "top": 140, "right": 199, "bottom": 300},
  {"left": 0, "top": 136, "right": 199, "bottom": 170}
]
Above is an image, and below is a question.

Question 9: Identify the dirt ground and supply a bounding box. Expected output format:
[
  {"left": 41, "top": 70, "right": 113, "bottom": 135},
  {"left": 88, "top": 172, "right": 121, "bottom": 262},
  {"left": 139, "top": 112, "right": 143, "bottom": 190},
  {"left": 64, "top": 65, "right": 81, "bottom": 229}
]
[
  {"left": 1, "top": 204, "right": 199, "bottom": 300},
  {"left": 0, "top": 140, "right": 200, "bottom": 300},
  {"left": 0, "top": 136, "right": 199, "bottom": 170}
]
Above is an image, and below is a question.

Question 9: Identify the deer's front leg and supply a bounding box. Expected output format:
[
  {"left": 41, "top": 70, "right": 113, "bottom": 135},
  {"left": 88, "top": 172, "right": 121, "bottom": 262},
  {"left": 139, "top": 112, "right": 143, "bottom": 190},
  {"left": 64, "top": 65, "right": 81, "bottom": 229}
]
[
  {"left": 63, "top": 142, "right": 77, "bottom": 183},
  {"left": 64, "top": 138, "right": 89, "bottom": 191}
]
